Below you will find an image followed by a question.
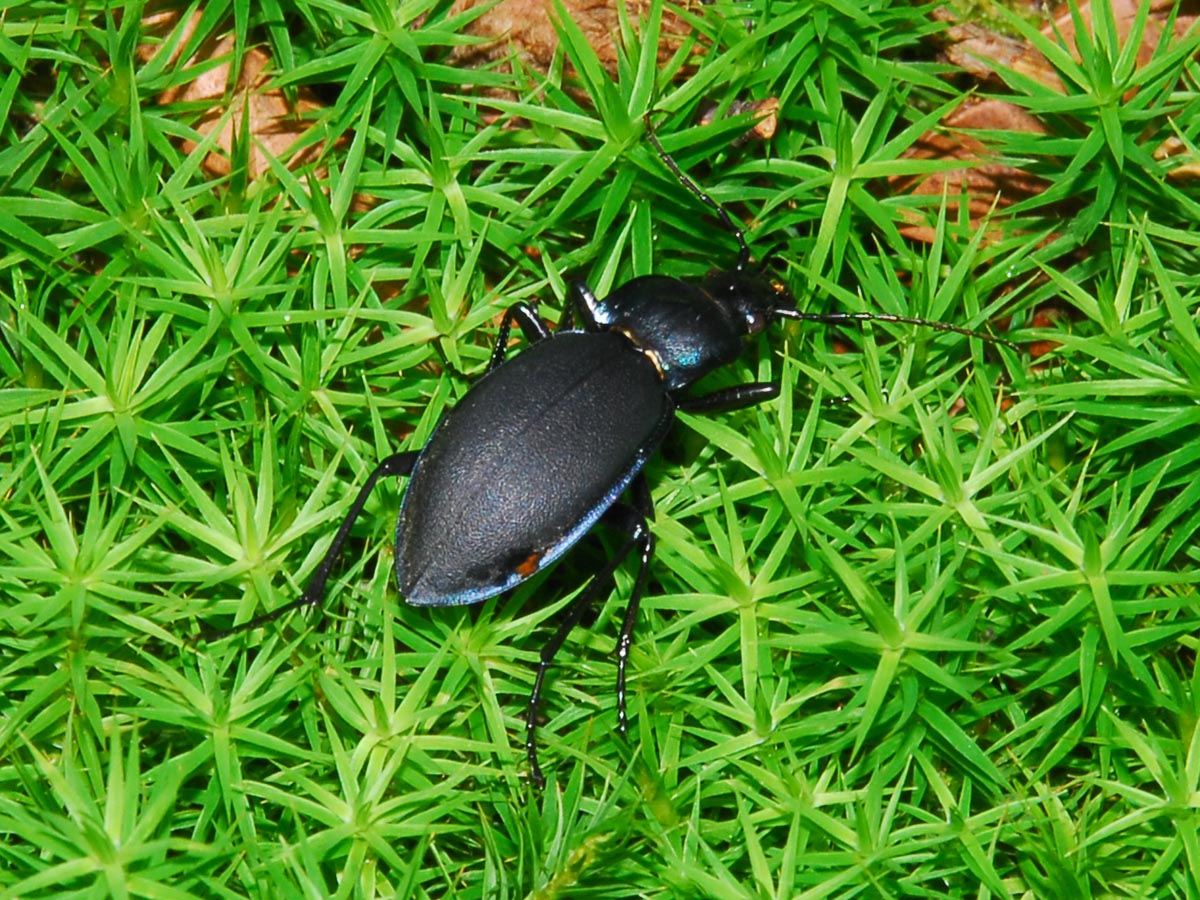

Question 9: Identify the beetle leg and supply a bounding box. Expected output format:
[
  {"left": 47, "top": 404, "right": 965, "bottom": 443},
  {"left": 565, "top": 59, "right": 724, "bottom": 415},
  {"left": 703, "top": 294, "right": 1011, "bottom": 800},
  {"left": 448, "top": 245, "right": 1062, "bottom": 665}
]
[
  {"left": 677, "top": 381, "right": 780, "bottom": 414},
  {"left": 488, "top": 302, "right": 551, "bottom": 373},
  {"left": 525, "top": 478, "right": 655, "bottom": 788},
  {"left": 556, "top": 301, "right": 575, "bottom": 333},
  {"left": 526, "top": 598, "right": 594, "bottom": 788},
  {"left": 569, "top": 281, "right": 604, "bottom": 331},
  {"left": 197, "top": 450, "right": 419, "bottom": 642},
  {"left": 614, "top": 475, "right": 655, "bottom": 738}
]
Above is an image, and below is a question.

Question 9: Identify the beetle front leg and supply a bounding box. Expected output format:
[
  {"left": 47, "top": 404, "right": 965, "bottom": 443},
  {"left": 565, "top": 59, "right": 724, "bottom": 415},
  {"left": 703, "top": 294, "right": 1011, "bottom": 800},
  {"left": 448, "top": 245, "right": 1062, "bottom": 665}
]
[
  {"left": 677, "top": 382, "right": 780, "bottom": 414},
  {"left": 488, "top": 302, "right": 552, "bottom": 373}
]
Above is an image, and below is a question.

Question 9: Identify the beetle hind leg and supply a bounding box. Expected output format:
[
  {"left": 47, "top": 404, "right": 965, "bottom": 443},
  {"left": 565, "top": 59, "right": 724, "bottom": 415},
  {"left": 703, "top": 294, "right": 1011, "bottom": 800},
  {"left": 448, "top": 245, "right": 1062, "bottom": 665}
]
[
  {"left": 613, "top": 476, "right": 655, "bottom": 738},
  {"left": 196, "top": 450, "right": 419, "bottom": 643},
  {"left": 524, "top": 474, "right": 655, "bottom": 788}
]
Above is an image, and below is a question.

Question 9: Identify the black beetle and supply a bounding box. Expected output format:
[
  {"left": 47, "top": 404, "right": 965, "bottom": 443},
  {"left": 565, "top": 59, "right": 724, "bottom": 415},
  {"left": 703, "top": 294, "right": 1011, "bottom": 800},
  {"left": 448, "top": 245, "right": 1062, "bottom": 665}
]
[{"left": 207, "top": 120, "right": 1012, "bottom": 787}]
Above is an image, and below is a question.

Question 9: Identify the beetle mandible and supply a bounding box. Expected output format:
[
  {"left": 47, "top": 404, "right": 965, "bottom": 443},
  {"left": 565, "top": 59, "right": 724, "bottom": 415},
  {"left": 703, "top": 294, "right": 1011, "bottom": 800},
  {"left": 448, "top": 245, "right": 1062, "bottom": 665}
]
[{"left": 206, "top": 118, "right": 1012, "bottom": 788}]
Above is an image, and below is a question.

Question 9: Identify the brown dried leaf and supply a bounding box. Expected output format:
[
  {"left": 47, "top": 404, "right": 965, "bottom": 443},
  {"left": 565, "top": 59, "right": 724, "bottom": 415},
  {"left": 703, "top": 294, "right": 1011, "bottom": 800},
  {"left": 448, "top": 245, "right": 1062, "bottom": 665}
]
[
  {"left": 890, "top": 98, "right": 1052, "bottom": 243},
  {"left": 898, "top": 0, "right": 1199, "bottom": 244},
  {"left": 141, "top": 9, "right": 328, "bottom": 182},
  {"left": 936, "top": 1, "right": 1199, "bottom": 93},
  {"left": 698, "top": 97, "right": 780, "bottom": 146},
  {"left": 1155, "top": 136, "right": 1200, "bottom": 182},
  {"left": 1042, "top": 0, "right": 1198, "bottom": 77},
  {"left": 939, "top": 19, "right": 1062, "bottom": 89},
  {"left": 445, "top": 0, "right": 698, "bottom": 87},
  {"left": 1028, "top": 303, "right": 1072, "bottom": 362}
]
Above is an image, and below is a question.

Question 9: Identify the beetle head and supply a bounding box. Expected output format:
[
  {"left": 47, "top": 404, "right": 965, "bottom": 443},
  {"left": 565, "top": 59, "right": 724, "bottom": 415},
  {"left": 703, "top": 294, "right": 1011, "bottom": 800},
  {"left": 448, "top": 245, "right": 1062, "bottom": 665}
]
[{"left": 701, "top": 266, "right": 796, "bottom": 336}]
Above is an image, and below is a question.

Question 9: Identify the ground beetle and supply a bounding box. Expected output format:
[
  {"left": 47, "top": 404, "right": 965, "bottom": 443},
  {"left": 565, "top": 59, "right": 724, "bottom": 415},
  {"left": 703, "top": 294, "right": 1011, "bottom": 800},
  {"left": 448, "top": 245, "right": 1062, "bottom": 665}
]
[{"left": 207, "top": 118, "right": 1012, "bottom": 787}]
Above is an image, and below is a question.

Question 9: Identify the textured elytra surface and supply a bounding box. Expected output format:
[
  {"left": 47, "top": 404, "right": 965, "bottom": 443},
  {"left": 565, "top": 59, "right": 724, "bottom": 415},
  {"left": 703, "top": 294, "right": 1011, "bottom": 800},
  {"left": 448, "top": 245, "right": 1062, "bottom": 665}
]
[{"left": 395, "top": 331, "right": 671, "bottom": 606}]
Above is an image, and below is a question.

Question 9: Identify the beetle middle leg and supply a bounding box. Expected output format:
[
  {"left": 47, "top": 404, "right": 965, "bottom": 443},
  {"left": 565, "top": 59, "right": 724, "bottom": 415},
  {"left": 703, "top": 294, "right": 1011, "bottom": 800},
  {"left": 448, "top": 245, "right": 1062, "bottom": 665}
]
[
  {"left": 525, "top": 474, "right": 655, "bottom": 788},
  {"left": 567, "top": 280, "right": 604, "bottom": 332}
]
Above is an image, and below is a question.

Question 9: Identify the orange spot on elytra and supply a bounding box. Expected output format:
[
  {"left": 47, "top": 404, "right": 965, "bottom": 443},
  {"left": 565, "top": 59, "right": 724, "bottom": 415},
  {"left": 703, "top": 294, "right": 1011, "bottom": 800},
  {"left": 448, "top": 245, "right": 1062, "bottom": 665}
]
[{"left": 515, "top": 552, "right": 543, "bottom": 578}]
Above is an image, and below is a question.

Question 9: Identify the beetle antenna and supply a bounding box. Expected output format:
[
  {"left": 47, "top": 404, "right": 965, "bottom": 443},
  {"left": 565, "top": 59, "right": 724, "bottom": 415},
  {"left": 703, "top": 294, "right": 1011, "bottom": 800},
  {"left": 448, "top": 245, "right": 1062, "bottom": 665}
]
[
  {"left": 644, "top": 113, "right": 751, "bottom": 271},
  {"left": 775, "top": 309, "right": 1018, "bottom": 349}
]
